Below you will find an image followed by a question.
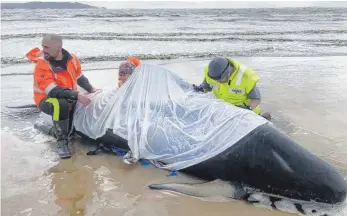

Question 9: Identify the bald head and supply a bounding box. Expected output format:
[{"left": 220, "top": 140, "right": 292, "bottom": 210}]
[
  {"left": 41, "top": 34, "right": 63, "bottom": 60},
  {"left": 42, "top": 34, "right": 63, "bottom": 45}
]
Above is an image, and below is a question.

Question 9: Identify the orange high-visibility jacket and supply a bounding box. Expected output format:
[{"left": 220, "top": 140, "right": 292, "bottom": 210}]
[{"left": 26, "top": 47, "right": 82, "bottom": 107}]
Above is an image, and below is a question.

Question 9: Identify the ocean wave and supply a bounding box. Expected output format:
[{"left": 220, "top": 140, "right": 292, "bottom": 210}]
[
  {"left": 2, "top": 30, "right": 347, "bottom": 40},
  {"left": 0, "top": 18, "right": 149, "bottom": 22},
  {"left": 69, "top": 10, "right": 204, "bottom": 18},
  {"left": 2, "top": 48, "right": 347, "bottom": 70},
  {"left": 209, "top": 18, "right": 248, "bottom": 22},
  {"left": 72, "top": 14, "right": 144, "bottom": 18},
  {"left": 1, "top": 18, "right": 52, "bottom": 21},
  {"left": 313, "top": 41, "right": 347, "bottom": 46},
  {"left": 1, "top": 72, "right": 33, "bottom": 77},
  {"left": 1, "top": 57, "right": 29, "bottom": 65},
  {"left": 2, "top": 8, "right": 347, "bottom": 22},
  {"left": 2, "top": 35, "right": 346, "bottom": 45},
  {"left": 261, "top": 18, "right": 347, "bottom": 22},
  {"left": 214, "top": 17, "right": 347, "bottom": 23},
  {"left": 70, "top": 10, "right": 190, "bottom": 18},
  {"left": 0, "top": 48, "right": 276, "bottom": 67}
]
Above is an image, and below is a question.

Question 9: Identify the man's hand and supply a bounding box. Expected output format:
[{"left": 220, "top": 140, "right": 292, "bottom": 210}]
[
  {"left": 77, "top": 94, "right": 91, "bottom": 106},
  {"left": 192, "top": 84, "right": 204, "bottom": 92},
  {"left": 89, "top": 88, "right": 101, "bottom": 93}
]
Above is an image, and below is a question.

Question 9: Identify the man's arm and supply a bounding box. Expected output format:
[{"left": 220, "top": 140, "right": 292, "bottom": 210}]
[
  {"left": 200, "top": 78, "right": 212, "bottom": 92},
  {"left": 247, "top": 84, "right": 261, "bottom": 110},
  {"left": 48, "top": 86, "right": 78, "bottom": 100},
  {"left": 77, "top": 75, "right": 94, "bottom": 93},
  {"left": 193, "top": 78, "right": 212, "bottom": 92},
  {"left": 72, "top": 54, "right": 96, "bottom": 93}
]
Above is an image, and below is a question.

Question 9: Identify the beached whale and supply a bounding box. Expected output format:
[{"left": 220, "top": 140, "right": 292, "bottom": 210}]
[
  {"left": 33, "top": 118, "right": 347, "bottom": 215},
  {"left": 21, "top": 63, "right": 346, "bottom": 214},
  {"left": 34, "top": 120, "right": 347, "bottom": 204}
]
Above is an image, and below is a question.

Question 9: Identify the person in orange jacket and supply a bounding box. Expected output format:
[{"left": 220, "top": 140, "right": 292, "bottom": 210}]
[
  {"left": 26, "top": 34, "right": 99, "bottom": 159},
  {"left": 117, "top": 56, "right": 141, "bottom": 88}
]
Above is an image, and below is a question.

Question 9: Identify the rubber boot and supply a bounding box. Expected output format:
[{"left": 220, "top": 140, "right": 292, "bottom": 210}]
[
  {"left": 34, "top": 123, "right": 56, "bottom": 138},
  {"left": 53, "top": 119, "right": 72, "bottom": 159}
]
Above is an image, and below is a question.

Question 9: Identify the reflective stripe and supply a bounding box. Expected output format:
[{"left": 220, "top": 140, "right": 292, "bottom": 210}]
[
  {"left": 71, "top": 55, "right": 78, "bottom": 76},
  {"left": 210, "top": 83, "right": 219, "bottom": 89},
  {"left": 71, "top": 55, "right": 78, "bottom": 69},
  {"left": 69, "top": 55, "right": 78, "bottom": 90},
  {"left": 49, "top": 66, "right": 57, "bottom": 80},
  {"left": 45, "top": 82, "right": 57, "bottom": 94},
  {"left": 46, "top": 98, "right": 60, "bottom": 121},
  {"left": 33, "top": 83, "right": 57, "bottom": 94},
  {"left": 236, "top": 65, "right": 246, "bottom": 86},
  {"left": 34, "top": 86, "right": 45, "bottom": 93}
]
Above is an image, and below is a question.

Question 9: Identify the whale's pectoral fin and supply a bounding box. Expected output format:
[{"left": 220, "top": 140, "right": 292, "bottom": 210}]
[
  {"left": 261, "top": 112, "right": 271, "bottom": 121},
  {"left": 6, "top": 104, "right": 37, "bottom": 109},
  {"left": 148, "top": 179, "right": 247, "bottom": 200}
]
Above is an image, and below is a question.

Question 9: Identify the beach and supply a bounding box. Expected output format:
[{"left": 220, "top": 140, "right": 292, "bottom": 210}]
[{"left": 1, "top": 7, "right": 347, "bottom": 216}]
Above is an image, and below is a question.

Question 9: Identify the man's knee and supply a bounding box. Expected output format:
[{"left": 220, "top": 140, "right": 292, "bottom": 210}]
[{"left": 39, "top": 97, "right": 70, "bottom": 120}]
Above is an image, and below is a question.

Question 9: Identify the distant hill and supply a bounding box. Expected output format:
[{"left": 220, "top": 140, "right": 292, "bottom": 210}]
[{"left": 1, "top": 1, "right": 100, "bottom": 9}]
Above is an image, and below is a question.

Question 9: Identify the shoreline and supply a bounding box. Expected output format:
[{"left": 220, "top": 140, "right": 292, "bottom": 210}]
[{"left": 1, "top": 55, "right": 347, "bottom": 75}]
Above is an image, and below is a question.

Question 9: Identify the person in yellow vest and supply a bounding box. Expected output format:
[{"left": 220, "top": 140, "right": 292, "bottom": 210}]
[{"left": 193, "top": 57, "right": 271, "bottom": 120}]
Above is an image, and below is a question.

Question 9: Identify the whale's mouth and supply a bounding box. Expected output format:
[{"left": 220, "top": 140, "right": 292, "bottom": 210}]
[{"left": 272, "top": 149, "right": 294, "bottom": 173}]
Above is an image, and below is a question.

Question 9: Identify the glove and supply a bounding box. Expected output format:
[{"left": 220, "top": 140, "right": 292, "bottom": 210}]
[{"left": 192, "top": 84, "right": 204, "bottom": 92}]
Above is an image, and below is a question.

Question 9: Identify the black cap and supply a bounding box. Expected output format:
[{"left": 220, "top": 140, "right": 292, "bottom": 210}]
[{"left": 208, "top": 57, "right": 234, "bottom": 81}]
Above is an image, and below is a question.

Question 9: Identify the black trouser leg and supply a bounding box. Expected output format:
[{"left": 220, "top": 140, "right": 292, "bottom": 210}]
[{"left": 39, "top": 97, "right": 72, "bottom": 159}]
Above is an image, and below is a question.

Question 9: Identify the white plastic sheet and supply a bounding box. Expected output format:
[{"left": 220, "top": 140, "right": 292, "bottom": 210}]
[{"left": 73, "top": 64, "right": 268, "bottom": 170}]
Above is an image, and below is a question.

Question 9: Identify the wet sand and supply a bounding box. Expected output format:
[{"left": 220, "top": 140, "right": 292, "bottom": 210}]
[
  {"left": 1, "top": 57, "right": 347, "bottom": 216},
  {"left": 1, "top": 131, "right": 295, "bottom": 216}
]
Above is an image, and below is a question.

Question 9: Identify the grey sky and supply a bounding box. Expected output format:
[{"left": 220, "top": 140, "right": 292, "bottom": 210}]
[{"left": 84, "top": 1, "right": 347, "bottom": 9}]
